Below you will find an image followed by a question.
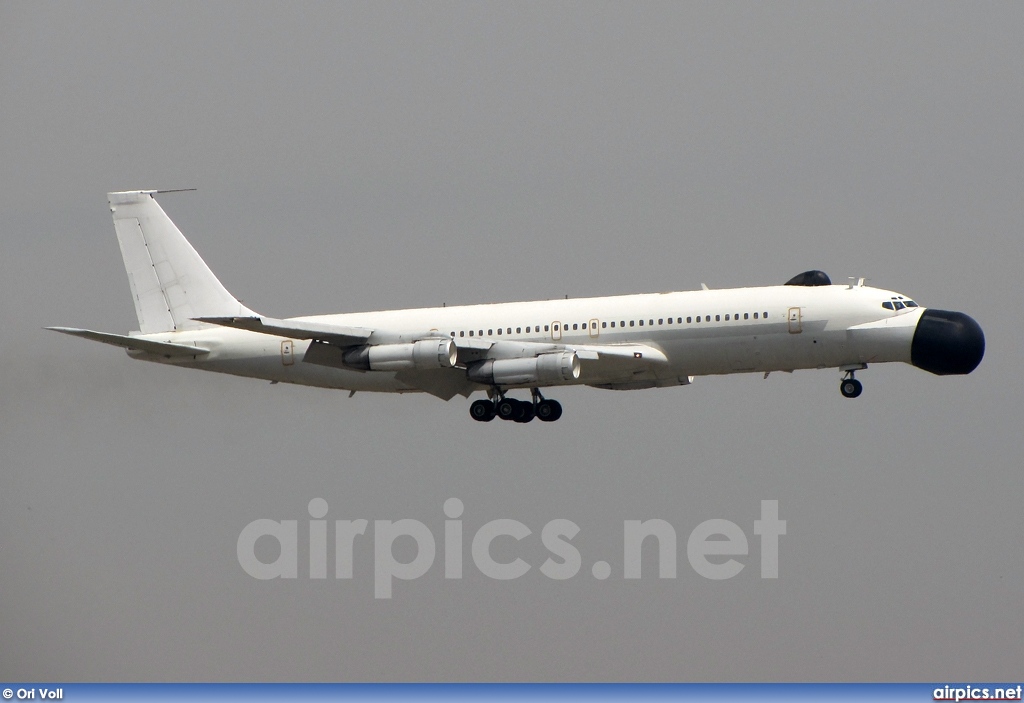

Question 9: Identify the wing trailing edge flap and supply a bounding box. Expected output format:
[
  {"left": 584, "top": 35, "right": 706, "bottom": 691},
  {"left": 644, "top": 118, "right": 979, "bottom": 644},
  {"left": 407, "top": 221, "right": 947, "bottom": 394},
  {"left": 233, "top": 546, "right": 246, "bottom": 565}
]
[
  {"left": 45, "top": 327, "right": 210, "bottom": 358},
  {"left": 194, "top": 315, "right": 372, "bottom": 346},
  {"left": 394, "top": 369, "right": 477, "bottom": 401}
]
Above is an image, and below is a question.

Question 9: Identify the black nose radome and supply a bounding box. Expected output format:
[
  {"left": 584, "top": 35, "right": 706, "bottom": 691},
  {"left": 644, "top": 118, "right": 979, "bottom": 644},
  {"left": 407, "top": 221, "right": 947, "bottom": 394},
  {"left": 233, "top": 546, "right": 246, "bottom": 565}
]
[{"left": 911, "top": 309, "right": 985, "bottom": 375}]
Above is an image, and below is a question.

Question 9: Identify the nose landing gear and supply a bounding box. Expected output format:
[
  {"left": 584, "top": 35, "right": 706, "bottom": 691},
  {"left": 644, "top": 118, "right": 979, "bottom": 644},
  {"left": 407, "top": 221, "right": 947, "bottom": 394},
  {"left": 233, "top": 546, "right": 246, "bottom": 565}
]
[{"left": 840, "top": 368, "right": 863, "bottom": 398}]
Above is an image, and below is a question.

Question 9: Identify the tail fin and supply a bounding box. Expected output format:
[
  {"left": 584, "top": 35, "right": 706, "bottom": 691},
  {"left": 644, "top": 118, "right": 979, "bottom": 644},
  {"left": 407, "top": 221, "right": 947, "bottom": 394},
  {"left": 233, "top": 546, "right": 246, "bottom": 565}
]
[{"left": 108, "top": 190, "right": 256, "bottom": 333}]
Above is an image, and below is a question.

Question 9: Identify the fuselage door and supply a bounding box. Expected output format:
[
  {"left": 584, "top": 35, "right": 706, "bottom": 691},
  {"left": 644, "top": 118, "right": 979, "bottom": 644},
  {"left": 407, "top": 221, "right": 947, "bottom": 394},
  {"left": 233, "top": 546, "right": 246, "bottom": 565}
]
[
  {"left": 589, "top": 319, "right": 600, "bottom": 339},
  {"left": 281, "top": 339, "right": 295, "bottom": 366},
  {"left": 551, "top": 322, "right": 562, "bottom": 341},
  {"left": 788, "top": 307, "right": 802, "bottom": 334}
]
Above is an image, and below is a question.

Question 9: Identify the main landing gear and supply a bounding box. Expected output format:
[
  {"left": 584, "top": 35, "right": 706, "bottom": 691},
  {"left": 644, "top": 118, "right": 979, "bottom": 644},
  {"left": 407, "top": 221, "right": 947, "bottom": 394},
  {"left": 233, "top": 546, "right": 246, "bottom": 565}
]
[
  {"left": 840, "top": 369, "right": 863, "bottom": 398},
  {"left": 469, "top": 388, "right": 563, "bottom": 423}
]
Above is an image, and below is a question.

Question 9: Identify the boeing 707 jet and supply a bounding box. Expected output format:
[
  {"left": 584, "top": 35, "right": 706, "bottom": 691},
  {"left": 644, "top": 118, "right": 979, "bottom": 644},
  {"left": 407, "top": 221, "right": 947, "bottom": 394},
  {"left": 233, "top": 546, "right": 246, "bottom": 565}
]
[{"left": 49, "top": 191, "right": 985, "bottom": 423}]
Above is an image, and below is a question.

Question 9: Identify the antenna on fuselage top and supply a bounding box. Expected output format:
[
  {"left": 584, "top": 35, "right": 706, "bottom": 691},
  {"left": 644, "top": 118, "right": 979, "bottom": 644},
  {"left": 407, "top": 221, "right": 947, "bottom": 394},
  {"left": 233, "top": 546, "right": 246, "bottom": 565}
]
[{"left": 847, "top": 277, "right": 867, "bottom": 289}]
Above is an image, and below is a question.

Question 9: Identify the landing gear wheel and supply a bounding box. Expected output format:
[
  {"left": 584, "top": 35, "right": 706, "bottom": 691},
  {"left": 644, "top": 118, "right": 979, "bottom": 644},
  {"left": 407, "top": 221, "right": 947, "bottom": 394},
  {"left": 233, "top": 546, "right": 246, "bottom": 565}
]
[
  {"left": 536, "top": 399, "right": 562, "bottom": 422},
  {"left": 470, "top": 399, "right": 496, "bottom": 422},
  {"left": 496, "top": 398, "right": 518, "bottom": 421},
  {"left": 840, "top": 378, "right": 863, "bottom": 398},
  {"left": 514, "top": 401, "right": 535, "bottom": 423}
]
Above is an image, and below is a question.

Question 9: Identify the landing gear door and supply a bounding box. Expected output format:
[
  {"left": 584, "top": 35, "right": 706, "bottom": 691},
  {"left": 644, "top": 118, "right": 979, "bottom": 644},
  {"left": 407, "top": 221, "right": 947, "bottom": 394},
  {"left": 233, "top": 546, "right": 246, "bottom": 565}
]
[{"left": 788, "top": 307, "right": 802, "bottom": 334}]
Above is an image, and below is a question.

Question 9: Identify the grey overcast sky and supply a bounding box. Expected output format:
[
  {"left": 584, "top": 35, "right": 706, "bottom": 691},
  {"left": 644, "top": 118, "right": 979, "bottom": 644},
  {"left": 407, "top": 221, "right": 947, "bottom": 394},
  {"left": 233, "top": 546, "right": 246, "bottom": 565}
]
[{"left": 1, "top": 0, "right": 1022, "bottom": 682}]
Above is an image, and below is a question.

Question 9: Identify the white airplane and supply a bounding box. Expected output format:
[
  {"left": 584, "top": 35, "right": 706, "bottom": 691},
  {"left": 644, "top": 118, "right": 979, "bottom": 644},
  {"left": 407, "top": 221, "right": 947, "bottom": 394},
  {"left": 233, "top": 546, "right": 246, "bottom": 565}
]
[{"left": 49, "top": 190, "right": 985, "bottom": 423}]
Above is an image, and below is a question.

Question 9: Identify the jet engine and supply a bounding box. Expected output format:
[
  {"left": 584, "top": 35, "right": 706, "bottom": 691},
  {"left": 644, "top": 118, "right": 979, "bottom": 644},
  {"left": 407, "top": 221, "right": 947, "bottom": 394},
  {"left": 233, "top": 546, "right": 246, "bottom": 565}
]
[
  {"left": 467, "top": 352, "right": 580, "bottom": 386},
  {"left": 342, "top": 339, "right": 457, "bottom": 371}
]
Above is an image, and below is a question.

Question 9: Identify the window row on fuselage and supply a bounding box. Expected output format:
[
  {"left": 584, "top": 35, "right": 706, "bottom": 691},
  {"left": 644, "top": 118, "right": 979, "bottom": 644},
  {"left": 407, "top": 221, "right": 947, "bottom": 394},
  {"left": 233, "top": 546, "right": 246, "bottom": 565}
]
[{"left": 448, "top": 310, "right": 772, "bottom": 339}]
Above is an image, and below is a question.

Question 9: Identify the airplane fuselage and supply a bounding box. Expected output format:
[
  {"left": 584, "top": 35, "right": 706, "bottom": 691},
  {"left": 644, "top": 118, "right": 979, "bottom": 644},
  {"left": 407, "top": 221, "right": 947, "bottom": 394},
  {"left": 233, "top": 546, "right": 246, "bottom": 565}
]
[{"left": 130, "top": 282, "right": 946, "bottom": 393}]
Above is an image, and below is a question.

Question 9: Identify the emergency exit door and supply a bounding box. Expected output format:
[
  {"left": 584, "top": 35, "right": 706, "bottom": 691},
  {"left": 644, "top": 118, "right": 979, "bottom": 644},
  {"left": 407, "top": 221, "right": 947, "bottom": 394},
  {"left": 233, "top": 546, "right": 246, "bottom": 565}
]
[{"left": 788, "top": 307, "right": 802, "bottom": 334}]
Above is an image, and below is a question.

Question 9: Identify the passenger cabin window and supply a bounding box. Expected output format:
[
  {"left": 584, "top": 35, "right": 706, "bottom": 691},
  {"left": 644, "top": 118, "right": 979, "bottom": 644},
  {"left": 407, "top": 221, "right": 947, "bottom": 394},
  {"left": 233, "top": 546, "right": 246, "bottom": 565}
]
[
  {"left": 753, "top": 312, "right": 759, "bottom": 319},
  {"left": 517, "top": 327, "right": 522, "bottom": 333}
]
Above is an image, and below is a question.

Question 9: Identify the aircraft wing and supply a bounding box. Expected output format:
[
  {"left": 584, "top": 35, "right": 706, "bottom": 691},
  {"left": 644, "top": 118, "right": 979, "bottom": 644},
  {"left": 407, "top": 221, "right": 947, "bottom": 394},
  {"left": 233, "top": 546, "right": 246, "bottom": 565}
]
[
  {"left": 45, "top": 327, "right": 210, "bottom": 357},
  {"left": 194, "top": 316, "right": 372, "bottom": 347},
  {"left": 452, "top": 338, "right": 666, "bottom": 365},
  {"left": 569, "top": 342, "right": 669, "bottom": 364}
]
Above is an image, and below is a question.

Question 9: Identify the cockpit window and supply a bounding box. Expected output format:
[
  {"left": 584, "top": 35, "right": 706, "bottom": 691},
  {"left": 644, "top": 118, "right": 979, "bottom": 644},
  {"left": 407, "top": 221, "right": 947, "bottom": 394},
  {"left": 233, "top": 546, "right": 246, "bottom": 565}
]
[{"left": 884, "top": 298, "right": 919, "bottom": 311}]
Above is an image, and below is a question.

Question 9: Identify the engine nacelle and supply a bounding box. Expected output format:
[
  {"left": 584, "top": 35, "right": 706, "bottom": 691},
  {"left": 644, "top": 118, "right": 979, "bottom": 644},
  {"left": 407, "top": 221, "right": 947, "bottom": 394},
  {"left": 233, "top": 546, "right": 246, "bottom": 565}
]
[
  {"left": 467, "top": 352, "right": 580, "bottom": 386},
  {"left": 342, "top": 339, "right": 457, "bottom": 371}
]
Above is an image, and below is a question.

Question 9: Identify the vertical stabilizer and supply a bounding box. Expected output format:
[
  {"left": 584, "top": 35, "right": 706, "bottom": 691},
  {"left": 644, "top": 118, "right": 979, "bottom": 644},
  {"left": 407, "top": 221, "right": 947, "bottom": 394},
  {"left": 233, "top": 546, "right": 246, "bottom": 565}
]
[{"left": 108, "top": 191, "right": 256, "bottom": 333}]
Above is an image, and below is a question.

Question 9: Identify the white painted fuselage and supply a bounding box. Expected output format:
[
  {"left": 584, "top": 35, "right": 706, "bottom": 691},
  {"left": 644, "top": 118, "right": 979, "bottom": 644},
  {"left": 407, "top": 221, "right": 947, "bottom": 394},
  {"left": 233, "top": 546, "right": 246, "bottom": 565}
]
[{"left": 132, "top": 282, "right": 922, "bottom": 392}]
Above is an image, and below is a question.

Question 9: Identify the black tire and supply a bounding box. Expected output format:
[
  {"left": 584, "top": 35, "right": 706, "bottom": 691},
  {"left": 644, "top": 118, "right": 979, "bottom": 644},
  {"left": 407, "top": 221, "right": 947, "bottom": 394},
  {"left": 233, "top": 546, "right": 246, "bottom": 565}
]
[
  {"left": 496, "top": 399, "right": 517, "bottom": 420},
  {"left": 509, "top": 399, "right": 528, "bottom": 421},
  {"left": 470, "top": 399, "right": 495, "bottom": 422},
  {"left": 840, "top": 379, "right": 863, "bottom": 398},
  {"left": 536, "top": 399, "right": 563, "bottom": 422},
  {"left": 514, "top": 402, "right": 535, "bottom": 423},
  {"left": 550, "top": 400, "right": 563, "bottom": 421},
  {"left": 536, "top": 400, "right": 555, "bottom": 421}
]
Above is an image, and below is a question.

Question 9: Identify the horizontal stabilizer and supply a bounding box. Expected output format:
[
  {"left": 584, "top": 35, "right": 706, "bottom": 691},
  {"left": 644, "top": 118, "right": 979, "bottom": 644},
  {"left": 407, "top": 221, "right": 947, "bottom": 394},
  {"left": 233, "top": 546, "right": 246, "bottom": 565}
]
[
  {"left": 45, "top": 327, "right": 209, "bottom": 357},
  {"left": 194, "top": 316, "right": 372, "bottom": 346}
]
